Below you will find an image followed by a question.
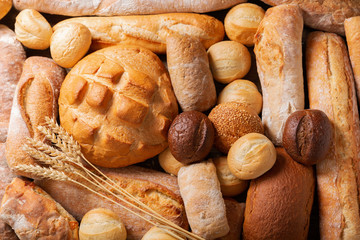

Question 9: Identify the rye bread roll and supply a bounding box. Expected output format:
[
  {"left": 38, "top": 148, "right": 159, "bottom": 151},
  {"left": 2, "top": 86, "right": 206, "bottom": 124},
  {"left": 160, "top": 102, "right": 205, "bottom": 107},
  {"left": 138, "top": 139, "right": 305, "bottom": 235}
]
[{"left": 243, "top": 148, "right": 315, "bottom": 240}]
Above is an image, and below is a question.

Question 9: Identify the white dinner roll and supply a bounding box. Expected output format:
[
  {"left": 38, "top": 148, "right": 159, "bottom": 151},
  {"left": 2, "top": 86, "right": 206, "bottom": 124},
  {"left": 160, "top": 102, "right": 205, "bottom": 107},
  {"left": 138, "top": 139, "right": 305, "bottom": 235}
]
[
  {"left": 158, "top": 148, "right": 185, "bottom": 176},
  {"left": 141, "top": 226, "right": 177, "bottom": 240},
  {"left": 227, "top": 133, "right": 276, "bottom": 180}
]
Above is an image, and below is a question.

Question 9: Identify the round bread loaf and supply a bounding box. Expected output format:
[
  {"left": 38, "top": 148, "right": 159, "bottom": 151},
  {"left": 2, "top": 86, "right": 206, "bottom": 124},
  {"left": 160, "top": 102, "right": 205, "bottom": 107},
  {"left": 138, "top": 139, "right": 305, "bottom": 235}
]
[
  {"left": 243, "top": 148, "right": 315, "bottom": 240},
  {"left": 208, "top": 102, "right": 264, "bottom": 153},
  {"left": 168, "top": 111, "right": 215, "bottom": 165},
  {"left": 227, "top": 133, "right": 276, "bottom": 180},
  {"left": 217, "top": 79, "right": 262, "bottom": 114},
  {"left": 79, "top": 208, "right": 126, "bottom": 240},
  {"left": 59, "top": 45, "right": 178, "bottom": 168}
]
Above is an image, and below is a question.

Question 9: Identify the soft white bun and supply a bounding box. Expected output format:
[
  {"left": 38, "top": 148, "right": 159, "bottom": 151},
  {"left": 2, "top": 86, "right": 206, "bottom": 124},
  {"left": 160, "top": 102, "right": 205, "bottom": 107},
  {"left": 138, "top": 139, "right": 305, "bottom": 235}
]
[
  {"left": 141, "top": 226, "right": 177, "bottom": 240},
  {"left": 158, "top": 148, "right": 185, "bottom": 176}
]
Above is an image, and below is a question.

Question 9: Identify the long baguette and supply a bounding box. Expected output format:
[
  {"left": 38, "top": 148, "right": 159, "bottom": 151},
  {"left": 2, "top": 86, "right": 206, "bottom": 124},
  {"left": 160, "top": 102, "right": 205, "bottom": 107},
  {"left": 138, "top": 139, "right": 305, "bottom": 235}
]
[
  {"left": 5, "top": 57, "right": 66, "bottom": 178},
  {"left": 306, "top": 31, "right": 360, "bottom": 239},
  {"left": 13, "top": 0, "right": 246, "bottom": 16},
  {"left": 53, "top": 13, "right": 224, "bottom": 54}
]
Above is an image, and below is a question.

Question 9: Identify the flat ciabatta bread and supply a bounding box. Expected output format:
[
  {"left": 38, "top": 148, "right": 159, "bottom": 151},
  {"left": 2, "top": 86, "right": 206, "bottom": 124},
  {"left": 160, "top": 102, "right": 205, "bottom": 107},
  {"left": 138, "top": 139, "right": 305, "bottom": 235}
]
[
  {"left": 0, "top": 25, "right": 26, "bottom": 143},
  {"left": 306, "top": 31, "right": 360, "bottom": 239},
  {"left": 36, "top": 166, "right": 188, "bottom": 240},
  {"left": 5, "top": 57, "right": 66, "bottom": 178},
  {"left": 0, "top": 178, "right": 79, "bottom": 240},
  {"left": 254, "top": 4, "right": 304, "bottom": 146},
  {"left": 243, "top": 148, "right": 314, "bottom": 240},
  {"left": 13, "top": 0, "right": 246, "bottom": 16},
  {"left": 260, "top": 0, "right": 360, "bottom": 35},
  {"left": 59, "top": 45, "right": 178, "bottom": 168},
  {"left": 53, "top": 13, "right": 224, "bottom": 54}
]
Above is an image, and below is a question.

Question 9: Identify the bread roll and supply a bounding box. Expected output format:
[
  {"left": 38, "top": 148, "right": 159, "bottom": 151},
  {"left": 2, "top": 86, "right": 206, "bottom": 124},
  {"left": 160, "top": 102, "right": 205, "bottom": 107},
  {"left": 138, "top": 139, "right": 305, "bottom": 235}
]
[
  {"left": 158, "top": 148, "right": 185, "bottom": 176},
  {"left": 0, "top": 144, "right": 18, "bottom": 240},
  {"left": 260, "top": 0, "right": 360, "bottom": 35},
  {"left": 5, "top": 56, "right": 66, "bottom": 178},
  {"left": 13, "top": 0, "right": 245, "bottom": 16},
  {"left": 166, "top": 33, "right": 216, "bottom": 112},
  {"left": 218, "top": 199, "right": 245, "bottom": 240},
  {"left": 345, "top": 16, "right": 360, "bottom": 107},
  {"left": 36, "top": 166, "right": 188, "bottom": 240},
  {"left": 243, "top": 148, "right": 315, "bottom": 240},
  {"left": 59, "top": 45, "right": 178, "bottom": 168},
  {"left": 224, "top": 3, "right": 265, "bottom": 46},
  {"left": 80, "top": 208, "right": 126, "bottom": 240},
  {"left": 178, "top": 160, "right": 229, "bottom": 239},
  {"left": 0, "top": 25, "right": 26, "bottom": 143},
  {"left": 0, "top": 0, "right": 11, "bottom": 20},
  {"left": 53, "top": 13, "right": 224, "bottom": 54},
  {"left": 254, "top": 4, "right": 304, "bottom": 146},
  {"left": 50, "top": 22, "right": 92, "bottom": 68},
  {"left": 15, "top": 9, "right": 53, "bottom": 50},
  {"left": 306, "top": 31, "right": 360, "bottom": 239},
  {"left": 208, "top": 102, "right": 264, "bottom": 153},
  {"left": 0, "top": 178, "right": 79, "bottom": 240},
  {"left": 142, "top": 226, "right": 177, "bottom": 240}
]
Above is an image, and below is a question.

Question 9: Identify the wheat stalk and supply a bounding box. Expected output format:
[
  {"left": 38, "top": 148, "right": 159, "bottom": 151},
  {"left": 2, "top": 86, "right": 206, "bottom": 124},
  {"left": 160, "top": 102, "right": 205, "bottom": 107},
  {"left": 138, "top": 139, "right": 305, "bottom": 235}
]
[{"left": 24, "top": 118, "right": 203, "bottom": 240}]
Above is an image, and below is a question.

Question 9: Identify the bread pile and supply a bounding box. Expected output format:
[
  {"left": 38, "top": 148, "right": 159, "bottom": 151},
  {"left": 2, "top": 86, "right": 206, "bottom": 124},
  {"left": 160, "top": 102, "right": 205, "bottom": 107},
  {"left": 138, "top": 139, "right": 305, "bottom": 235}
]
[{"left": 0, "top": 0, "right": 360, "bottom": 239}]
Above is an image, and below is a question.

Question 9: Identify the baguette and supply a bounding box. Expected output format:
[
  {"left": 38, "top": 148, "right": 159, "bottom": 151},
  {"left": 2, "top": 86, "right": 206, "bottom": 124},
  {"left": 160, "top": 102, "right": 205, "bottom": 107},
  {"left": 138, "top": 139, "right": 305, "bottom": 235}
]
[
  {"left": 260, "top": 0, "right": 360, "bottom": 35},
  {"left": 5, "top": 56, "right": 66, "bottom": 178},
  {"left": 306, "top": 31, "right": 360, "bottom": 239},
  {"left": 0, "top": 25, "right": 26, "bottom": 143},
  {"left": 345, "top": 17, "right": 360, "bottom": 107},
  {"left": 254, "top": 4, "right": 304, "bottom": 146},
  {"left": 36, "top": 166, "right": 188, "bottom": 240},
  {"left": 0, "top": 178, "right": 79, "bottom": 240},
  {"left": 243, "top": 148, "right": 315, "bottom": 240},
  {"left": 53, "top": 13, "right": 224, "bottom": 54},
  {"left": 13, "top": 0, "right": 246, "bottom": 16}
]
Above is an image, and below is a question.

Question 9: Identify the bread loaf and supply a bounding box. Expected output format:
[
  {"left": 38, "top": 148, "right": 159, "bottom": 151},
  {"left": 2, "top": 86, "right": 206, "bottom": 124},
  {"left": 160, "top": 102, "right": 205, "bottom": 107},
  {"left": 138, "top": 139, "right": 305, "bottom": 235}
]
[
  {"left": 178, "top": 160, "right": 229, "bottom": 239},
  {"left": 218, "top": 199, "right": 245, "bottom": 240},
  {"left": 36, "top": 166, "right": 188, "bottom": 240},
  {"left": 53, "top": 13, "right": 224, "bottom": 54},
  {"left": 260, "top": 0, "right": 360, "bottom": 35},
  {"left": 5, "top": 56, "right": 66, "bottom": 178},
  {"left": 166, "top": 33, "right": 217, "bottom": 112},
  {"left": 254, "top": 4, "right": 304, "bottom": 146},
  {"left": 345, "top": 16, "right": 360, "bottom": 107},
  {"left": 0, "top": 178, "right": 79, "bottom": 240},
  {"left": 0, "top": 144, "right": 18, "bottom": 240},
  {"left": 306, "top": 31, "right": 360, "bottom": 239},
  {"left": 0, "top": 25, "right": 26, "bottom": 143},
  {"left": 243, "top": 148, "right": 315, "bottom": 240},
  {"left": 59, "top": 45, "right": 178, "bottom": 168},
  {"left": 0, "top": 0, "right": 11, "bottom": 20},
  {"left": 13, "top": 0, "right": 246, "bottom": 16}
]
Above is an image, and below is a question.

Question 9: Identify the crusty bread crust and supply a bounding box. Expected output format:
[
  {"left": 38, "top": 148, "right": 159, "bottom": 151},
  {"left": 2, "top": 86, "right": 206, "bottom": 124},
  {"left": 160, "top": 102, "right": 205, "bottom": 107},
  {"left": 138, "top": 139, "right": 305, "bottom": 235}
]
[{"left": 306, "top": 31, "right": 360, "bottom": 239}]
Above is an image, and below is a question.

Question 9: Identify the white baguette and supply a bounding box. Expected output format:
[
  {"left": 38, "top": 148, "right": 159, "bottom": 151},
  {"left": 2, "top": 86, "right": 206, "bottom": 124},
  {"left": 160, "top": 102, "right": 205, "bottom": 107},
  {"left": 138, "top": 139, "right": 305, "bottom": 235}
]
[{"left": 13, "top": 0, "right": 246, "bottom": 16}]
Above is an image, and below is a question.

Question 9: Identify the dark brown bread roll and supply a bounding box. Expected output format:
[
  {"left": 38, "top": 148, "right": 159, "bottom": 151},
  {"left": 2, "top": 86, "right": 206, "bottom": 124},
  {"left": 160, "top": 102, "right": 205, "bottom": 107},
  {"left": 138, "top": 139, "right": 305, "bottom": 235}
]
[
  {"left": 282, "top": 109, "right": 333, "bottom": 165},
  {"left": 243, "top": 148, "right": 315, "bottom": 240},
  {"left": 168, "top": 111, "right": 214, "bottom": 165}
]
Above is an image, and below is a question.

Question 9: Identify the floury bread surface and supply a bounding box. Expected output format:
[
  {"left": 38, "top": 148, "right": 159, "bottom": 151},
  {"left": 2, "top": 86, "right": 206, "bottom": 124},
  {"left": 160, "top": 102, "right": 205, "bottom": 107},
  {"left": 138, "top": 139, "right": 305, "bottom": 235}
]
[
  {"left": 59, "top": 45, "right": 178, "bottom": 168},
  {"left": 53, "top": 13, "right": 224, "bottom": 54},
  {"left": 254, "top": 4, "right": 304, "bottom": 146},
  {"left": 13, "top": 0, "right": 246, "bottom": 16},
  {"left": 306, "top": 31, "right": 360, "bottom": 239}
]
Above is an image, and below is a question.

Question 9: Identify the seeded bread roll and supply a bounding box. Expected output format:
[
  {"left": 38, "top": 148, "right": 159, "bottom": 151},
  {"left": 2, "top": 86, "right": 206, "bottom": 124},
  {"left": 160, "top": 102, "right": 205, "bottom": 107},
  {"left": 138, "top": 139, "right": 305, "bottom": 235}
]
[
  {"left": 167, "top": 33, "right": 217, "bottom": 112},
  {"left": 53, "top": 13, "right": 225, "bottom": 54},
  {"left": 254, "top": 4, "right": 304, "bottom": 146},
  {"left": 243, "top": 148, "right": 315, "bottom": 240}
]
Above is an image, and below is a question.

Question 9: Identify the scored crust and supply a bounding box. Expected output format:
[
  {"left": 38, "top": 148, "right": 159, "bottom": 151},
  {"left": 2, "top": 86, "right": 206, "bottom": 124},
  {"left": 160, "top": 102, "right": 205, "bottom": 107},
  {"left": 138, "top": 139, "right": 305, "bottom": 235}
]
[{"left": 59, "top": 45, "right": 178, "bottom": 168}]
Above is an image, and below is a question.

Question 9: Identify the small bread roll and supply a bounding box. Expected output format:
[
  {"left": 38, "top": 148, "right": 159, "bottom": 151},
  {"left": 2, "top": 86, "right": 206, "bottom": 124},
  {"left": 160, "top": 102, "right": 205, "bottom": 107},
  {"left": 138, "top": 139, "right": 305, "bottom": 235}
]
[
  {"left": 141, "top": 226, "right": 177, "bottom": 240},
  {"left": 79, "top": 208, "right": 126, "bottom": 240},
  {"left": 15, "top": 9, "right": 52, "bottom": 50},
  {"left": 217, "top": 79, "right": 262, "bottom": 114},
  {"left": 207, "top": 41, "right": 251, "bottom": 84},
  {"left": 208, "top": 102, "right": 264, "bottom": 153},
  {"left": 213, "top": 156, "right": 248, "bottom": 196},
  {"left": 228, "top": 133, "right": 276, "bottom": 180},
  {"left": 225, "top": 3, "right": 265, "bottom": 46},
  {"left": 0, "top": 0, "right": 11, "bottom": 20},
  {"left": 158, "top": 148, "right": 184, "bottom": 176},
  {"left": 51, "top": 23, "right": 92, "bottom": 68}
]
